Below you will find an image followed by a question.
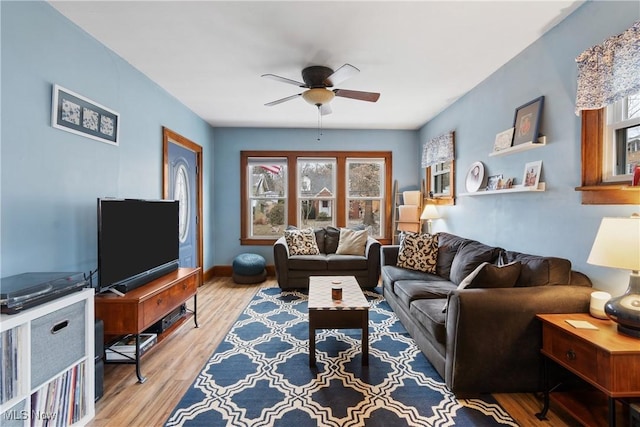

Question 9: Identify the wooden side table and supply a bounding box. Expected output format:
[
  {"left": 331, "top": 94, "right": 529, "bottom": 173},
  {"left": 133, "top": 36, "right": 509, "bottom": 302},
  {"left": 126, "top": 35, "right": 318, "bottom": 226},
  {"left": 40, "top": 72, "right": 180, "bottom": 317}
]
[{"left": 536, "top": 313, "right": 640, "bottom": 426}]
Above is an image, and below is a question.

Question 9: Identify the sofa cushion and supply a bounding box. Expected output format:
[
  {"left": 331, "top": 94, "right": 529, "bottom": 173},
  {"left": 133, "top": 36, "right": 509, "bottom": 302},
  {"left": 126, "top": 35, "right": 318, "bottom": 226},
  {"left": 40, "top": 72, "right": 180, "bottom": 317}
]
[
  {"left": 458, "top": 261, "right": 522, "bottom": 289},
  {"left": 436, "top": 233, "right": 470, "bottom": 279},
  {"left": 326, "top": 254, "right": 368, "bottom": 270},
  {"left": 395, "top": 280, "right": 456, "bottom": 307},
  {"left": 502, "top": 251, "right": 572, "bottom": 287},
  {"left": 396, "top": 232, "right": 439, "bottom": 273},
  {"left": 314, "top": 228, "right": 326, "bottom": 254},
  {"left": 449, "top": 241, "right": 501, "bottom": 285},
  {"left": 287, "top": 254, "right": 328, "bottom": 270},
  {"left": 324, "top": 226, "right": 341, "bottom": 254},
  {"left": 285, "top": 228, "right": 320, "bottom": 255},
  {"left": 336, "top": 228, "right": 368, "bottom": 256},
  {"left": 409, "top": 299, "right": 447, "bottom": 346},
  {"left": 381, "top": 265, "right": 446, "bottom": 293}
]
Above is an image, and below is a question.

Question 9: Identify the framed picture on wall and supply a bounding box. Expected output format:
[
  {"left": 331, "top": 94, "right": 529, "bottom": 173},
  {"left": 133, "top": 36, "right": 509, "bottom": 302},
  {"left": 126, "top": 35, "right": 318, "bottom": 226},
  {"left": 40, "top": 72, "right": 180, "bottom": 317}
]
[
  {"left": 51, "top": 84, "right": 120, "bottom": 146},
  {"left": 512, "top": 96, "right": 544, "bottom": 146}
]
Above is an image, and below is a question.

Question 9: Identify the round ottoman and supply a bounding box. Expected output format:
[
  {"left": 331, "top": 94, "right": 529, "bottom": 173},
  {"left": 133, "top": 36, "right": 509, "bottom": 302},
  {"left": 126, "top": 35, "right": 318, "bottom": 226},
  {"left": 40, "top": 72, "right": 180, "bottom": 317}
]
[{"left": 232, "top": 253, "right": 267, "bottom": 284}]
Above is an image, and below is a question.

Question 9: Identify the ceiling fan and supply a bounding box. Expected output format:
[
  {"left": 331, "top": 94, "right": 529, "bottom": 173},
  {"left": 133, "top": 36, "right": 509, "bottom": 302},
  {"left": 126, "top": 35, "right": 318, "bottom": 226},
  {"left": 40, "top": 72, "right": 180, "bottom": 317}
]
[{"left": 262, "top": 64, "right": 380, "bottom": 115}]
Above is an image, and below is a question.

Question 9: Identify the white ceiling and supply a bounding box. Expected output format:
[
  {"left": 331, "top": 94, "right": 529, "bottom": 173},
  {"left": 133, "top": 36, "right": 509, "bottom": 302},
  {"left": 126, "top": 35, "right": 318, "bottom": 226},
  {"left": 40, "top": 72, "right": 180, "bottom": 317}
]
[{"left": 49, "top": 1, "right": 584, "bottom": 130}]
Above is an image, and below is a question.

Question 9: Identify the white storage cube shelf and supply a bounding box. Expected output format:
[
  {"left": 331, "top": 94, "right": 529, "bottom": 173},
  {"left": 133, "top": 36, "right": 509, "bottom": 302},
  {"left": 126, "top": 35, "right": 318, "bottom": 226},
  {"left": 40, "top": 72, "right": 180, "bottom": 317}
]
[{"left": 0, "top": 289, "right": 95, "bottom": 427}]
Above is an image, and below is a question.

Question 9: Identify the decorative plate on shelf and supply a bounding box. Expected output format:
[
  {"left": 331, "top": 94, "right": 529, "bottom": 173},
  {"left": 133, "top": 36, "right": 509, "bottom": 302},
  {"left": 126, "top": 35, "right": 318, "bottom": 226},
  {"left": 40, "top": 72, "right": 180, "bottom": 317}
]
[{"left": 465, "top": 161, "right": 485, "bottom": 192}]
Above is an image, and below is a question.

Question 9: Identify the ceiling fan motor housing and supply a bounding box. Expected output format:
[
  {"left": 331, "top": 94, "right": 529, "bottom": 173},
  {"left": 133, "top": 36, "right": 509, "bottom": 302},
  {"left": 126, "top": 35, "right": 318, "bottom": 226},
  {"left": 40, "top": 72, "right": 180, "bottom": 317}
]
[{"left": 302, "top": 66, "right": 334, "bottom": 88}]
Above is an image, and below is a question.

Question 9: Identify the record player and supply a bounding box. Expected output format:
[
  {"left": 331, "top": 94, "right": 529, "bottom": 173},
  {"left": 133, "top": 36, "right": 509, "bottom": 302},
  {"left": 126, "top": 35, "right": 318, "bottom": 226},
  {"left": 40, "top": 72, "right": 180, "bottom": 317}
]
[{"left": 0, "top": 272, "right": 87, "bottom": 314}]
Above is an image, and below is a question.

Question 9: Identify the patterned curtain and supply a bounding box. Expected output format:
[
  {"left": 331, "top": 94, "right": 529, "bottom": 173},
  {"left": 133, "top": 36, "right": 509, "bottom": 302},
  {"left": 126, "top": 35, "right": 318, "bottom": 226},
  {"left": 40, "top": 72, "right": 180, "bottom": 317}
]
[
  {"left": 575, "top": 21, "right": 640, "bottom": 114},
  {"left": 421, "top": 131, "right": 454, "bottom": 168}
]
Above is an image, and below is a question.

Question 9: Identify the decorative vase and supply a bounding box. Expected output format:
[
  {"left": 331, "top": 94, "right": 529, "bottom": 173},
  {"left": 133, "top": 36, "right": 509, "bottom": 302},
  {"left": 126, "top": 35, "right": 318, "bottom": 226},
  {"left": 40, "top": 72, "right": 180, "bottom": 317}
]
[{"left": 605, "top": 273, "right": 640, "bottom": 338}]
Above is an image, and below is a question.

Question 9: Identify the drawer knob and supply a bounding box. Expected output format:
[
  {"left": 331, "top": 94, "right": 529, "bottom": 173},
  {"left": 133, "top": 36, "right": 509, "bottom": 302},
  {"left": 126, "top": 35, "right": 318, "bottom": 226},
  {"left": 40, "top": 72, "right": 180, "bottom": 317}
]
[
  {"left": 566, "top": 349, "right": 576, "bottom": 361},
  {"left": 157, "top": 298, "right": 163, "bottom": 305}
]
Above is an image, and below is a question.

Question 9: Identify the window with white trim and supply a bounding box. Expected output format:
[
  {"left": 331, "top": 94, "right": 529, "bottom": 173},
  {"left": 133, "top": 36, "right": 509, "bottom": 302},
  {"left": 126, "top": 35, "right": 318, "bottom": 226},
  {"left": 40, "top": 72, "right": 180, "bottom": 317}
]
[
  {"left": 247, "top": 157, "right": 287, "bottom": 238},
  {"left": 346, "top": 158, "right": 384, "bottom": 236},
  {"left": 298, "top": 158, "right": 336, "bottom": 228},
  {"left": 604, "top": 92, "right": 640, "bottom": 182}
]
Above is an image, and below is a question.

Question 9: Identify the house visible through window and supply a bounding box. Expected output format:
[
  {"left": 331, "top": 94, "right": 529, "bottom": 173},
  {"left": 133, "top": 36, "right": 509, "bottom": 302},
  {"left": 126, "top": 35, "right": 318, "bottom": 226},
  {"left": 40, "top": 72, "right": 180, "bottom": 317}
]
[
  {"left": 241, "top": 151, "right": 392, "bottom": 244},
  {"left": 604, "top": 91, "right": 640, "bottom": 182}
]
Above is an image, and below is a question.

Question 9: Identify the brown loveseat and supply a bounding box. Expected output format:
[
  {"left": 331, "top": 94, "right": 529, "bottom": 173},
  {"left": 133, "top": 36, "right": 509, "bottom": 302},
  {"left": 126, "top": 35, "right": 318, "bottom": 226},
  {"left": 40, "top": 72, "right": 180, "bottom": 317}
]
[
  {"left": 381, "top": 232, "right": 593, "bottom": 395},
  {"left": 274, "top": 226, "right": 381, "bottom": 289}
]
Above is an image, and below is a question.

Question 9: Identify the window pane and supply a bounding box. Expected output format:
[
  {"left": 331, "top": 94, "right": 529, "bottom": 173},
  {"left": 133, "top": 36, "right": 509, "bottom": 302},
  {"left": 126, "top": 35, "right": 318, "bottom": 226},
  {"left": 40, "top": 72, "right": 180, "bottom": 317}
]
[
  {"left": 298, "top": 159, "right": 334, "bottom": 195},
  {"left": 348, "top": 161, "right": 381, "bottom": 197},
  {"left": 251, "top": 199, "right": 285, "bottom": 237},
  {"left": 249, "top": 160, "right": 286, "bottom": 197},
  {"left": 299, "top": 198, "right": 333, "bottom": 227},
  {"left": 625, "top": 93, "right": 640, "bottom": 120},
  {"left": 347, "top": 200, "right": 381, "bottom": 236},
  {"left": 617, "top": 124, "right": 640, "bottom": 175}
]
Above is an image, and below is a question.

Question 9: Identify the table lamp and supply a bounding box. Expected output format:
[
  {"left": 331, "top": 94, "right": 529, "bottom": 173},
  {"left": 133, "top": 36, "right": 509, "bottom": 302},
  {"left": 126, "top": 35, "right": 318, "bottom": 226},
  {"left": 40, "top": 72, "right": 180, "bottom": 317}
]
[
  {"left": 420, "top": 204, "right": 440, "bottom": 235},
  {"left": 587, "top": 214, "right": 640, "bottom": 338}
]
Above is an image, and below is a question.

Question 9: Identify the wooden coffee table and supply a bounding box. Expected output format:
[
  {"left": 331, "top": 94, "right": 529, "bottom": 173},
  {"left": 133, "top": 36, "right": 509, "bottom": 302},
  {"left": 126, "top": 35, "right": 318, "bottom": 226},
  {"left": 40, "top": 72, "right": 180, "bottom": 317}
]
[{"left": 308, "top": 276, "right": 370, "bottom": 366}]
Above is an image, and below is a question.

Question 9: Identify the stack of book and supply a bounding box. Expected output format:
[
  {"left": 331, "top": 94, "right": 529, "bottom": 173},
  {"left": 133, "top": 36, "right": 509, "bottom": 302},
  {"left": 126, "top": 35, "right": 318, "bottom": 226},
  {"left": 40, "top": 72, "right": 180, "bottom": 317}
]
[{"left": 105, "top": 333, "right": 157, "bottom": 361}]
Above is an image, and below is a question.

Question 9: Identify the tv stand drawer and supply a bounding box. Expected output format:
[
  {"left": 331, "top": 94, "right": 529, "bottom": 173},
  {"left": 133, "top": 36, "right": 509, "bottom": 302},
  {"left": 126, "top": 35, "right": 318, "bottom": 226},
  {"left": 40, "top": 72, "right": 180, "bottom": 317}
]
[{"left": 142, "top": 273, "right": 197, "bottom": 327}]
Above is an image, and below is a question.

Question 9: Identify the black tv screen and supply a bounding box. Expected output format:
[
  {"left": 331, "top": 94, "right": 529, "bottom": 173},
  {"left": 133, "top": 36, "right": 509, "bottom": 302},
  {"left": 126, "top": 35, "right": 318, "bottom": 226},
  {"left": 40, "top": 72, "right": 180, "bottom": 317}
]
[{"left": 97, "top": 198, "right": 179, "bottom": 293}]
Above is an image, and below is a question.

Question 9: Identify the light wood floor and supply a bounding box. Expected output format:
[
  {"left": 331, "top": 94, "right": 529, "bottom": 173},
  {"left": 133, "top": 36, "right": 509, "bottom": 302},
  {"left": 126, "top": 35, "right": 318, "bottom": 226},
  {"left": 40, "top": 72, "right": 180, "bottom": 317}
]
[{"left": 88, "top": 277, "right": 579, "bottom": 426}]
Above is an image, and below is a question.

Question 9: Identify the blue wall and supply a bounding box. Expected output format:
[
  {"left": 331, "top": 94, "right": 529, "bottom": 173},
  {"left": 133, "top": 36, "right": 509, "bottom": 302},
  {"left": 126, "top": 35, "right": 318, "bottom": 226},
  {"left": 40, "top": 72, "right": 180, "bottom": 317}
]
[
  {"left": 1, "top": 1, "right": 216, "bottom": 278},
  {"left": 419, "top": 0, "right": 639, "bottom": 294},
  {"left": 212, "top": 127, "right": 419, "bottom": 264}
]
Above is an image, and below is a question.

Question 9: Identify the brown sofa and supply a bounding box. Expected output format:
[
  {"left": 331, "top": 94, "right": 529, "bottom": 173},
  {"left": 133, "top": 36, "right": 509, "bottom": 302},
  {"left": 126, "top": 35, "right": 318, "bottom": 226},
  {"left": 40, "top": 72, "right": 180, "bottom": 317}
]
[
  {"left": 381, "top": 232, "right": 593, "bottom": 395},
  {"left": 274, "top": 226, "right": 381, "bottom": 289}
]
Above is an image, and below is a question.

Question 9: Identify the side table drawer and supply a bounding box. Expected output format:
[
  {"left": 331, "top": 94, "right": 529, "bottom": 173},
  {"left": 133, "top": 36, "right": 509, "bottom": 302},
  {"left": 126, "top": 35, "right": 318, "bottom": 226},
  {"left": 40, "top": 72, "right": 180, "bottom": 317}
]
[
  {"left": 543, "top": 325, "right": 599, "bottom": 384},
  {"left": 141, "top": 275, "right": 197, "bottom": 327}
]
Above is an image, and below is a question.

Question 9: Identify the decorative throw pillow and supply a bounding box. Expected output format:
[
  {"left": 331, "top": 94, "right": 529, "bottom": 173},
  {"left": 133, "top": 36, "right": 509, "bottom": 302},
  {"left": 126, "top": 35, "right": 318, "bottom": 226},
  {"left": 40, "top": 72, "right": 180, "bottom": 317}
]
[
  {"left": 284, "top": 228, "right": 320, "bottom": 255},
  {"left": 457, "top": 261, "right": 522, "bottom": 289},
  {"left": 335, "top": 228, "right": 368, "bottom": 256},
  {"left": 396, "top": 232, "right": 438, "bottom": 273},
  {"left": 449, "top": 241, "right": 501, "bottom": 285}
]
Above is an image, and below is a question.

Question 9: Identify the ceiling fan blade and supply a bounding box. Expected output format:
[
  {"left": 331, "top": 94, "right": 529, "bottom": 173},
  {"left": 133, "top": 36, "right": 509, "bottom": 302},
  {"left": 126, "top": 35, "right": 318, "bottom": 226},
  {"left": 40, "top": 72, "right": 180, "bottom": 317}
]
[
  {"left": 320, "top": 104, "right": 332, "bottom": 116},
  {"left": 333, "top": 89, "right": 380, "bottom": 102},
  {"left": 325, "top": 64, "right": 359, "bottom": 87},
  {"left": 261, "top": 73, "right": 307, "bottom": 88},
  {"left": 265, "top": 93, "right": 302, "bottom": 106}
]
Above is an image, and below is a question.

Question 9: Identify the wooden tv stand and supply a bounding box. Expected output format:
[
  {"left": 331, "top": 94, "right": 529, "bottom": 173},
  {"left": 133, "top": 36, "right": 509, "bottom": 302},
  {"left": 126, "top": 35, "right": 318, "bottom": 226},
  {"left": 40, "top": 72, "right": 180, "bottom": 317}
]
[{"left": 95, "top": 267, "right": 200, "bottom": 383}]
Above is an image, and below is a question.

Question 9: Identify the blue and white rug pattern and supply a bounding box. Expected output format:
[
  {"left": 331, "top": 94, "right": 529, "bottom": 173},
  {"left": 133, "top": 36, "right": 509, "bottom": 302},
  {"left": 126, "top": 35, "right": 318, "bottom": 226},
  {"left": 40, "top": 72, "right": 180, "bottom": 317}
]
[{"left": 166, "top": 288, "right": 517, "bottom": 426}]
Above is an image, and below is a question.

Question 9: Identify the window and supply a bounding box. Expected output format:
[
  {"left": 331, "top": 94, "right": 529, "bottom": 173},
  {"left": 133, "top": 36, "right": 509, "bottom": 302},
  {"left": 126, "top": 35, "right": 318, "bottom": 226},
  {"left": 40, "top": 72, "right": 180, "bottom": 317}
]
[
  {"left": 246, "top": 157, "right": 287, "bottom": 238},
  {"left": 604, "top": 92, "right": 640, "bottom": 182},
  {"left": 298, "top": 158, "right": 336, "bottom": 228},
  {"left": 241, "top": 151, "right": 392, "bottom": 244},
  {"left": 346, "top": 159, "right": 385, "bottom": 236}
]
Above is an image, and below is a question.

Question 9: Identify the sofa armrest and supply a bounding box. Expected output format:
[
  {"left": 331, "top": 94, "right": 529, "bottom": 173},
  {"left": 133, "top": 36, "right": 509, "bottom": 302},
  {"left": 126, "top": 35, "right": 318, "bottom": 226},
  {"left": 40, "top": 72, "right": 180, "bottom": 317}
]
[
  {"left": 380, "top": 245, "right": 400, "bottom": 266},
  {"left": 365, "top": 237, "right": 382, "bottom": 287},
  {"left": 273, "top": 236, "right": 290, "bottom": 287},
  {"left": 444, "top": 285, "right": 592, "bottom": 394}
]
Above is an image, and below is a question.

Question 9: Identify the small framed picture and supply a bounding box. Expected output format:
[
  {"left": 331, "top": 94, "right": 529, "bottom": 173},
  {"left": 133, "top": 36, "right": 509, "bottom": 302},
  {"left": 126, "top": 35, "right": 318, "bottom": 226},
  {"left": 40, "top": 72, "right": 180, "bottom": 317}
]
[
  {"left": 486, "top": 174, "right": 503, "bottom": 191},
  {"left": 52, "top": 84, "right": 119, "bottom": 146},
  {"left": 512, "top": 96, "right": 544, "bottom": 146},
  {"left": 493, "top": 128, "right": 514, "bottom": 152},
  {"left": 522, "top": 161, "right": 542, "bottom": 188}
]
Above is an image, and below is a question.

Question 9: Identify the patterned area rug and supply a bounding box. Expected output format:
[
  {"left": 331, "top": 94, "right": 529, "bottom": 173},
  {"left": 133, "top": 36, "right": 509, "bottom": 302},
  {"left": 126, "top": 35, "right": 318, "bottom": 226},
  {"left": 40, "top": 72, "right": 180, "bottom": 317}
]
[{"left": 166, "top": 288, "right": 517, "bottom": 426}]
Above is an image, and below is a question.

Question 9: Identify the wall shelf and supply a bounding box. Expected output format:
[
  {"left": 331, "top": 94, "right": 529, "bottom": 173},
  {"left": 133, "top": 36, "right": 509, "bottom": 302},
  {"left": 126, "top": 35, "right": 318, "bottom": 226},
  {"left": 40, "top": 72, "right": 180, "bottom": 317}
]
[
  {"left": 460, "top": 182, "right": 545, "bottom": 196},
  {"left": 489, "top": 136, "right": 546, "bottom": 157}
]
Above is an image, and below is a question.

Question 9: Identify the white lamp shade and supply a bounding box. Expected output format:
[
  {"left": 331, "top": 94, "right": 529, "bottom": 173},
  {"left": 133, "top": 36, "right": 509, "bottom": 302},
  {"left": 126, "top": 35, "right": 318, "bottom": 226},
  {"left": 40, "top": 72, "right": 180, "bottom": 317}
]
[
  {"left": 420, "top": 204, "right": 440, "bottom": 220},
  {"left": 587, "top": 216, "right": 640, "bottom": 271}
]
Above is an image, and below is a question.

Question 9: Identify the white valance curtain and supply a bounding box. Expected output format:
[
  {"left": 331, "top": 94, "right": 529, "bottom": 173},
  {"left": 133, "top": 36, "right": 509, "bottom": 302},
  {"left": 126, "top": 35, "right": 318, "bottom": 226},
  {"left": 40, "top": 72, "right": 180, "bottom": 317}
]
[
  {"left": 421, "top": 131, "right": 454, "bottom": 168},
  {"left": 575, "top": 21, "right": 640, "bottom": 114}
]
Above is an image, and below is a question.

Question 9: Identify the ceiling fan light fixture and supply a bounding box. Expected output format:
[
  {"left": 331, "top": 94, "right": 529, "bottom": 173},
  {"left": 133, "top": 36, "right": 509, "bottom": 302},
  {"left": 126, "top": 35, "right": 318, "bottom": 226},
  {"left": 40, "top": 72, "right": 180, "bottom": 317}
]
[{"left": 302, "top": 88, "right": 335, "bottom": 106}]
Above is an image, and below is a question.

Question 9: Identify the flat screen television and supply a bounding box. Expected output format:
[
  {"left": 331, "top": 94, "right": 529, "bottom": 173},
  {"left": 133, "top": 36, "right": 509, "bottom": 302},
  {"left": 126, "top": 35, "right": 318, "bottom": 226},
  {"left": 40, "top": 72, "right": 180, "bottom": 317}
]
[{"left": 97, "top": 198, "right": 179, "bottom": 294}]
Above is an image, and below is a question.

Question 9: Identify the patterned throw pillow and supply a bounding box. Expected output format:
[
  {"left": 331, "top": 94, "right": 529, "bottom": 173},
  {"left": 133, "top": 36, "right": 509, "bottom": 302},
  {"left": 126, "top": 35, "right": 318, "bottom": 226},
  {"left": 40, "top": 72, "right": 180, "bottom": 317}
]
[
  {"left": 284, "top": 228, "right": 320, "bottom": 255},
  {"left": 396, "top": 232, "right": 438, "bottom": 273}
]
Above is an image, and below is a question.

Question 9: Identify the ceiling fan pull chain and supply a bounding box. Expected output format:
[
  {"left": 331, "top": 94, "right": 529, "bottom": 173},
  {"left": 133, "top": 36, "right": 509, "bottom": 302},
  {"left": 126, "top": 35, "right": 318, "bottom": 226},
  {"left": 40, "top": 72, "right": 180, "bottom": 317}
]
[{"left": 317, "top": 106, "right": 322, "bottom": 141}]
